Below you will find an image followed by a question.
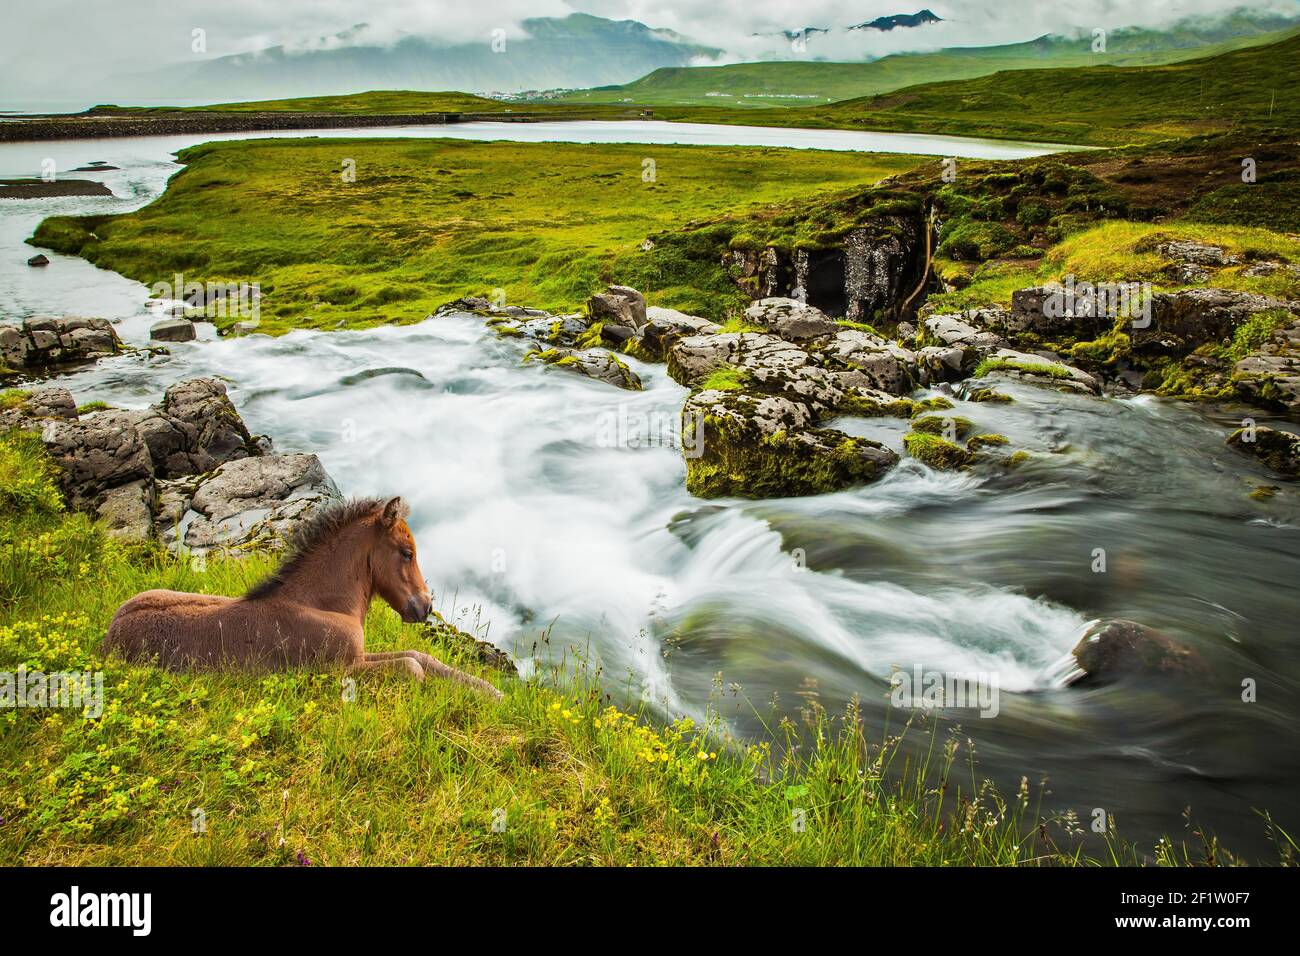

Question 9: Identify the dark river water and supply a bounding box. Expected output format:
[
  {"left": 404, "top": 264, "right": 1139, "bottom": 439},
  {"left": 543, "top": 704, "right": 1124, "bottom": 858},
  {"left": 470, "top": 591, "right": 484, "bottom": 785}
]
[{"left": 2, "top": 125, "right": 1296, "bottom": 860}]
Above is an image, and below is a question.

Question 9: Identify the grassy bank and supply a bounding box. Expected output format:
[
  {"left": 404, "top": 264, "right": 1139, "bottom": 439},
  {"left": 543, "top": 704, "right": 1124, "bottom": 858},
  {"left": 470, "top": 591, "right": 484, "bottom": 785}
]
[
  {"left": 30, "top": 139, "right": 921, "bottom": 334},
  {"left": 0, "top": 427, "right": 1185, "bottom": 866}
]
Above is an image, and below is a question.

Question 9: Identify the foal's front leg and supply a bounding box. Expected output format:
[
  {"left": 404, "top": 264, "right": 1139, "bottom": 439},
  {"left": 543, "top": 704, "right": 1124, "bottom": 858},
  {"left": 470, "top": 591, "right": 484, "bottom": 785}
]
[
  {"left": 408, "top": 650, "right": 504, "bottom": 699},
  {"left": 350, "top": 654, "right": 424, "bottom": 680}
]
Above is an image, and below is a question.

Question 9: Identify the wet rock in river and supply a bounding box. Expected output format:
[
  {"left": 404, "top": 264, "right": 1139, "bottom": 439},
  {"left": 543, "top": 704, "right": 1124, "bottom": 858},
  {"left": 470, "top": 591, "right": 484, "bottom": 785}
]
[
  {"left": 1067, "top": 619, "right": 1207, "bottom": 685},
  {"left": 149, "top": 318, "right": 196, "bottom": 342},
  {"left": 682, "top": 387, "right": 897, "bottom": 499},
  {"left": 27, "top": 254, "right": 49, "bottom": 267},
  {"left": 666, "top": 331, "right": 808, "bottom": 388},
  {"left": 977, "top": 348, "right": 1100, "bottom": 395},
  {"left": 525, "top": 346, "right": 642, "bottom": 391},
  {"left": 129, "top": 378, "right": 259, "bottom": 479},
  {"left": 1226, "top": 424, "right": 1300, "bottom": 478},
  {"left": 820, "top": 328, "right": 917, "bottom": 395},
  {"left": 635, "top": 306, "right": 720, "bottom": 361}
]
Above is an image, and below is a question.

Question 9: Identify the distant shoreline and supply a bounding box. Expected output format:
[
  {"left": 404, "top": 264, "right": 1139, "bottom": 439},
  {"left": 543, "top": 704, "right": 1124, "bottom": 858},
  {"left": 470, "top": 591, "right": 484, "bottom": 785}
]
[{"left": 0, "top": 109, "right": 622, "bottom": 143}]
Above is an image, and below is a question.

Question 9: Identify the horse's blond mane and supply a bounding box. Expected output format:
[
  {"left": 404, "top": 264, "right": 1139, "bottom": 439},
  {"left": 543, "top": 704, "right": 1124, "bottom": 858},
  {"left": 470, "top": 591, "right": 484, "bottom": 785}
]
[{"left": 244, "top": 497, "right": 387, "bottom": 601}]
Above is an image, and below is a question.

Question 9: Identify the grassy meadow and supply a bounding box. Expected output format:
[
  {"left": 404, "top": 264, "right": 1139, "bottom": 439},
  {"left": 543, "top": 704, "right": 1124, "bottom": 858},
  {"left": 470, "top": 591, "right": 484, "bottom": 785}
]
[
  {"left": 0, "top": 427, "right": 1196, "bottom": 867},
  {"left": 31, "top": 139, "right": 922, "bottom": 334}
]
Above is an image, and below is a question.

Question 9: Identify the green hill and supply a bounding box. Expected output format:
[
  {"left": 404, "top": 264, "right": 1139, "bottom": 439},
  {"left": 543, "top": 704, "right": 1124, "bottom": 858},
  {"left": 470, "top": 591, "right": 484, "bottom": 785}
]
[
  {"left": 550, "top": 23, "right": 1299, "bottom": 109},
  {"left": 810, "top": 29, "right": 1299, "bottom": 145}
]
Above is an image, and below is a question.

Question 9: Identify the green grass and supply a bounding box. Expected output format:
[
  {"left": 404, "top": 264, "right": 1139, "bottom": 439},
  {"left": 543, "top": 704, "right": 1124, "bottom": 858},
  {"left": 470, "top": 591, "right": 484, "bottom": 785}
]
[
  {"left": 5, "top": 428, "right": 1226, "bottom": 867},
  {"left": 551, "top": 25, "right": 1300, "bottom": 109},
  {"left": 31, "top": 139, "right": 922, "bottom": 334},
  {"left": 810, "top": 29, "right": 1300, "bottom": 146},
  {"left": 926, "top": 220, "right": 1300, "bottom": 314}
]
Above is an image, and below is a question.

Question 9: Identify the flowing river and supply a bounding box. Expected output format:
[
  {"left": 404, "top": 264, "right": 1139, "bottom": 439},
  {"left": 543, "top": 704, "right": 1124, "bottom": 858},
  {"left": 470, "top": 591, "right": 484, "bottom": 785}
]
[{"left": 2, "top": 123, "right": 1297, "bottom": 857}]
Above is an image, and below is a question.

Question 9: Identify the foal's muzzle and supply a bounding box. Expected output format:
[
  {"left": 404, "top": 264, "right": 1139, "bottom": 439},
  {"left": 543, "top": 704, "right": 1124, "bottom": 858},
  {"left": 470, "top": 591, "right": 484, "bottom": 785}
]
[{"left": 403, "top": 595, "right": 433, "bottom": 623}]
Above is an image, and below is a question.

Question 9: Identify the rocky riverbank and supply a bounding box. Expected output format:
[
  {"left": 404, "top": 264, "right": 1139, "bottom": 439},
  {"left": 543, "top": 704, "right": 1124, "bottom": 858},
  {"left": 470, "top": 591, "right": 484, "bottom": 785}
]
[
  {"left": 1, "top": 378, "right": 340, "bottom": 551},
  {"left": 445, "top": 278, "right": 1300, "bottom": 498}
]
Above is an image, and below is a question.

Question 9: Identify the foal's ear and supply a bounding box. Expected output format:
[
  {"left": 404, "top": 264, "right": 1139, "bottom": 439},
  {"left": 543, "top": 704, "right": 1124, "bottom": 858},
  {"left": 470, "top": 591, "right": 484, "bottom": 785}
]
[{"left": 381, "top": 496, "right": 404, "bottom": 528}]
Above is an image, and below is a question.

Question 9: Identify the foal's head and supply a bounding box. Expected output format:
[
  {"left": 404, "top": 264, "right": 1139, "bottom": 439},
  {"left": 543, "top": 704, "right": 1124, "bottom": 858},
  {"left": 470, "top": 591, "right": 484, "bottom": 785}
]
[{"left": 370, "top": 496, "right": 433, "bottom": 623}]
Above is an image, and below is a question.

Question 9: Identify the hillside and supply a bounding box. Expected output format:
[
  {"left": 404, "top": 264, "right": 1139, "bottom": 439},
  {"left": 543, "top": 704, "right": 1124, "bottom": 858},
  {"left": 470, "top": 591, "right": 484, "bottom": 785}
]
[
  {"left": 810, "top": 29, "right": 1299, "bottom": 145},
  {"left": 550, "top": 22, "right": 1299, "bottom": 109}
]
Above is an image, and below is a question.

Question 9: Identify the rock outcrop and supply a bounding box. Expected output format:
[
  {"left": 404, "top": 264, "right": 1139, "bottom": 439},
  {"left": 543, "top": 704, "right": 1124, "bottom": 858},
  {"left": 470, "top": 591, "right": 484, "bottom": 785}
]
[
  {"left": 1134, "top": 289, "right": 1295, "bottom": 356},
  {"left": 0, "top": 316, "right": 121, "bottom": 376},
  {"left": 7, "top": 377, "right": 339, "bottom": 550},
  {"left": 724, "top": 215, "right": 934, "bottom": 322}
]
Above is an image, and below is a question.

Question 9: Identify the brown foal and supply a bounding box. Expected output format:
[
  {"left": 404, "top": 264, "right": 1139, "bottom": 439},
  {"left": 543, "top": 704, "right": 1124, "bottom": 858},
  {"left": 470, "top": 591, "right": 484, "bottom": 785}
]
[{"left": 104, "top": 496, "right": 501, "bottom": 697}]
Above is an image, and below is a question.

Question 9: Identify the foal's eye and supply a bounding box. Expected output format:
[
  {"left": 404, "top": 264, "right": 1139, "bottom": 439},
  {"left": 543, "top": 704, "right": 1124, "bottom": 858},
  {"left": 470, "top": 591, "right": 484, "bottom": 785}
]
[{"left": 401, "top": 550, "right": 414, "bottom": 562}]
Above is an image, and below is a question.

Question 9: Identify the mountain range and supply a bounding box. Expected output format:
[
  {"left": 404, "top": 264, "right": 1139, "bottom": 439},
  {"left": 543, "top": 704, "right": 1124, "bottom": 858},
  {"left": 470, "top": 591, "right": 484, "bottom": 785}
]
[{"left": 107, "top": 8, "right": 1300, "bottom": 105}]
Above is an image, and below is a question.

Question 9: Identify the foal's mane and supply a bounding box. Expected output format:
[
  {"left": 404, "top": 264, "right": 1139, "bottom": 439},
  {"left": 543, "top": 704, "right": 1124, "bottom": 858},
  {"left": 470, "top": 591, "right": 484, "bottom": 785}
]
[{"left": 244, "top": 497, "right": 387, "bottom": 601}]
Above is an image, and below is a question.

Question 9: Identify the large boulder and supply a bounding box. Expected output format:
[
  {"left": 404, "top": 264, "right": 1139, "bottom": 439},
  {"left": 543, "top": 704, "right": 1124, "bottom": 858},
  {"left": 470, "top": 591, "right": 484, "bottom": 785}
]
[
  {"left": 41, "top": 411, "right": 154, "bottom": 509},
  {"left": 95, "top": 479, "right": 155, "bottom": 541},
  {"left": 1006, "top": 286, "right": 1117, "bottom": 339},
  {"left": 149, "top": 318, "right": 196, "bottom": 342},
  {"left": 820, "top": 329, "right": 917, "bottom": 395},
  {"left": 743, "top": 298, "right": 840, "bottom": 342},
  {"left": 667, "top": 332, "right": 810, "bottom": 389},
  {"left": 128, "top": 378, "right": 259, "bottom": 478},
  {"left": 1226, "top": 424, "right": 1300, "bottom": 478},
  {"left": 1068, "top": 620, "right": 1207, "bottom": 685},
  {"left": 635, "top": 306, "right": 721, "bottom": 360},
  {"left": 587, "top": 285, "right": 647, "bottom": 332},
  {"left": 0, "top": 385, "right": 78, "bottom": 430},
  {"left": 977, "top": 348, "right": 1100, "bottom": 395},
  {"left": 178, "top": 454, "right": 342, "bottom": 554},
  {"left": 682, "top": 388, "right": 897, "bottom": 498},
  {"left": 1134, "top": 289, "right": 1295, "bottom": 355},
  {"left": 923, "top": 312, "right": 1006, "bottom": 354}
]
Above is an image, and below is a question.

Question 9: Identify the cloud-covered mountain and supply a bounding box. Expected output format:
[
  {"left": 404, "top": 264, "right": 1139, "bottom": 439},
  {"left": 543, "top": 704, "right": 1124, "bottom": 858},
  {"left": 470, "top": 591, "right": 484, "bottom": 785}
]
[{"left": 111, "top": 14, "right": 720, "bottom": 100}]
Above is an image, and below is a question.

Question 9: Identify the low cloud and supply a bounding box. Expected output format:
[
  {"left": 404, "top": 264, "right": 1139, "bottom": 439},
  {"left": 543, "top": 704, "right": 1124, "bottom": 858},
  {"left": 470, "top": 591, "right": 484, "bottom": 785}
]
[{"left": 1, "top": 0, "right": 1293, "bottom": 104}]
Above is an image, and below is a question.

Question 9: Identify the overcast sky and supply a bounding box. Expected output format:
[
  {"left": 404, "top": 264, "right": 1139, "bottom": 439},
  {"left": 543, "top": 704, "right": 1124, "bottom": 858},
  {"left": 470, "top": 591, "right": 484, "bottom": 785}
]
[{"left": 3, "top": 0, "right": 1294, "bottom": 100}]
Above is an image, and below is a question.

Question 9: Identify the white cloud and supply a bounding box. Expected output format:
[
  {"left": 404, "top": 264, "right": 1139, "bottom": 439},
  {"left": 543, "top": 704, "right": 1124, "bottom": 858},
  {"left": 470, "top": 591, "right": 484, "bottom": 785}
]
[{"left": 1, "top": 0, "right": 1293, "bottom": 102}]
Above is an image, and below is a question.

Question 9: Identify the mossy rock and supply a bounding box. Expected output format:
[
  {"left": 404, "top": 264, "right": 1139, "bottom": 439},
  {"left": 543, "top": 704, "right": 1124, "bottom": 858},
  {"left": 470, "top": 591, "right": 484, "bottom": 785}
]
[
  {"left": 966, "top": 433, "right": 1010, "bottom": 450},
  {"left": 910, "top": 414, "right": 975, "bottom": 440},
  {"left": 966, "top": 388, "right": 1013, "bottom": 403},
  {"left": 903, "top": 432, "right": 974, "bottom": 470}
]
